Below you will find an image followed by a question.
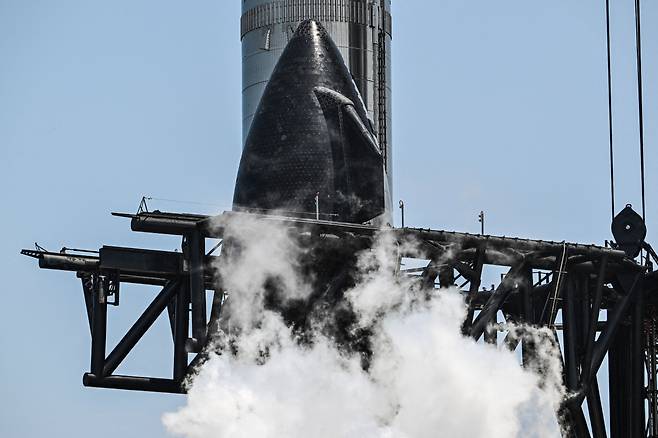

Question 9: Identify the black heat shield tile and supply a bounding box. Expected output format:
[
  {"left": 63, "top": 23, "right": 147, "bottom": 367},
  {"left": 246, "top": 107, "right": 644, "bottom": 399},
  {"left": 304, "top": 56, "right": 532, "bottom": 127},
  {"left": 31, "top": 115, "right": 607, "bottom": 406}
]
[{"left": 233, "top": 20, "right": 385, "bottom": 224}]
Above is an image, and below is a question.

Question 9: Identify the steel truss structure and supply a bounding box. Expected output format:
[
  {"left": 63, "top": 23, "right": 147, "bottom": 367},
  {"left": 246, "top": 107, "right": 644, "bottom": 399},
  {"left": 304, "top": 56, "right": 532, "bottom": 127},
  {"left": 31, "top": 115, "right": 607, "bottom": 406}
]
[{"left": 23, "top": 210, "right": 658, "bottom": 437}]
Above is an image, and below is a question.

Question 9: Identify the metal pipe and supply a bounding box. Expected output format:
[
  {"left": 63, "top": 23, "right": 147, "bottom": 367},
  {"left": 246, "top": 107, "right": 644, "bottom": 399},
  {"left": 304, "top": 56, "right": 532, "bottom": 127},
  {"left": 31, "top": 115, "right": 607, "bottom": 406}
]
[
  {"left": 116, "top": 275, "right": 170, "bottom": 286},
  {"left": 129, "top": 212, "right": 209, "bottom": 236},
  {"left": 39, "top": 253, "right": 99, "bottom": 271},
  {"left": 103, "top": 280, "right": 180, "bottom": 376},
  {"left": 90, "top": 276, "right": 107, "bottom": 377}
]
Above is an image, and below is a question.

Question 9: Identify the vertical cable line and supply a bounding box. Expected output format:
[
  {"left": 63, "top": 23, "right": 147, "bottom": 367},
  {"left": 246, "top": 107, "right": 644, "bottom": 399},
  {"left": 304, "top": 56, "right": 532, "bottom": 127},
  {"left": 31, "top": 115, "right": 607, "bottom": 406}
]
[
  {"left": 605, "top": 0, "right": 616, "bottom": 220},
  {"left": 634, "top": 0, "right": 647, "bottom": 221}
]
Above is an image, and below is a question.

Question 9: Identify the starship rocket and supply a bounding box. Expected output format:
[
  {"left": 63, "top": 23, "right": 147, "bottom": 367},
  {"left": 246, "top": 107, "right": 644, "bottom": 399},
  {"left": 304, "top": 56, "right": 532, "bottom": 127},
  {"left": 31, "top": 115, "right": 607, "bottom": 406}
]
[{"left": 233, "top": 20, "right": 391, "bottom": 225}]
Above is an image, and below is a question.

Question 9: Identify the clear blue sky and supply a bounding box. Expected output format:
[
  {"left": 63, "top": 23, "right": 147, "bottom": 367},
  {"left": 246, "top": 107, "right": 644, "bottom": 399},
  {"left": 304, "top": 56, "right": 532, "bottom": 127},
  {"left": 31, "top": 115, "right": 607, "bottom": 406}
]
[{"left": 1, "top": 1, "right": 656, "bottom": 437}]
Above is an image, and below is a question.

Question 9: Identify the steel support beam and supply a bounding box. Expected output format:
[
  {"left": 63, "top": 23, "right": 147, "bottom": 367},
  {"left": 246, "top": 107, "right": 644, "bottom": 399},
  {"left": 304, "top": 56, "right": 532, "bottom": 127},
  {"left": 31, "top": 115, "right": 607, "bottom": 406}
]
[
  {"left": 521, "top": 267, "right": 535, "bottom": 366},
  {"left": 470, "top": 262, "right": 527, "bottom": 340},
  {"left": 83, "top": 373, "right": 183, "bottom": 394},
  {"left": 563, "top": 276, "right": 580, "bottom": 392},
  {"left": 630, "top": 285, "right": 645, "bottom": 438},
  {"left": 103, "top": 280, "right": 180, "bottom": 376},
  {"left": 188, "top": 231, "right": 207, "bottom": 345},
  {"left": 582, "top": 256, "right": 608, "bottom": 386},
  {"left": 589, "top": 274, "right": 642, "bottom": 381},
  {"left": 401, "top": 229, "right": 627, "bottom": 260},
  {"left": 99, "top": 246, "right": 183, "bottom": 277},
  {"left": 586, "top": 377, "right": 607, "bottom": 438},
  {"left": 174, "top": 283, "right": 190, "bottom": 382},
  {"left": 463, "top": 248, "right": 485, "bottom": 334},
  {"left": 609, "top": 323, "right": 631, "bottom": 438},
  {"left": 81, "top": 276, "right": 93, "bottom": 334},
  {"left": 607, "top": 274, "right": 642, "bottom": 438},
  {"left": 647, "top": 315, "right": 658, "bottom": 438}
]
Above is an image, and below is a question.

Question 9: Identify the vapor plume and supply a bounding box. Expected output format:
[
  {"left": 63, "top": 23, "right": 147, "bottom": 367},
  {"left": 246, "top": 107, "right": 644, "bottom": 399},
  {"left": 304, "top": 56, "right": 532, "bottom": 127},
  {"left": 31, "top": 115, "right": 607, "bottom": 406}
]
[{"left": 163, "top": 215, "right": 564, "bottom": 438}]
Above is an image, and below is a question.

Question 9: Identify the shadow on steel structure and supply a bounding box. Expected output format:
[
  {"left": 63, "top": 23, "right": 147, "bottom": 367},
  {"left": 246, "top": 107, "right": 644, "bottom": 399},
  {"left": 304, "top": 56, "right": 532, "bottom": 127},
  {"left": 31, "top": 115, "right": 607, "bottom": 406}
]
[{"left": 22, "top": 208, "right": 658, "bottom": 438}]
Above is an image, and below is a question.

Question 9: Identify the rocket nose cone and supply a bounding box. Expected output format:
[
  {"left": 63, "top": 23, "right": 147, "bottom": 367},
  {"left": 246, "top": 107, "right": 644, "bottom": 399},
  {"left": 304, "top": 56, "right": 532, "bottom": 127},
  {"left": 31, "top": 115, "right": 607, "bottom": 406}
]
[
  {"left": 287, "top": 21, "right": 342, "bottom": 66},
  {"left": 233, "top": 17, "right": 384, "bottom": 224},
  {"left": 260, "top": 18, "right": 367, "bottom": 125},
  {"left": 293, "top": 19, "right": 328, "bottom": 38}
]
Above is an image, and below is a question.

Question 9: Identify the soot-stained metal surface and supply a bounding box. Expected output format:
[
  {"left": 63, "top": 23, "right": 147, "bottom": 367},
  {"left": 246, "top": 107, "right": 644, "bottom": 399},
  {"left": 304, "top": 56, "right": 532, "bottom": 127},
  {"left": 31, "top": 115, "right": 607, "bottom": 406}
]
[{"left": 233, "top": 20, "right": 386, "bottom": 224}]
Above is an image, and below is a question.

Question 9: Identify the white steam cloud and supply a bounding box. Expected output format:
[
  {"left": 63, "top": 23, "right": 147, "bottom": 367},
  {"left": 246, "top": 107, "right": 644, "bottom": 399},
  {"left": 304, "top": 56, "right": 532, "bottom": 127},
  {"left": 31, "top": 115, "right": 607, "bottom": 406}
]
[{"left": 163, "top": 215, "right": 564, "bottom": 438}]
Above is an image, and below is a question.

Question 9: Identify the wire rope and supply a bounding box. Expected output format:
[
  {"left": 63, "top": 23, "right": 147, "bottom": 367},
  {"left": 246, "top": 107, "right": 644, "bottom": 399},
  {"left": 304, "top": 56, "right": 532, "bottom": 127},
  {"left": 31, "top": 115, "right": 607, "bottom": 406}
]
[
  {"left": 605, "top": 0, "right": 616, "bottom": 220},
  {"left": 634, "top": 0, "right": 647, "bottom": 221}
]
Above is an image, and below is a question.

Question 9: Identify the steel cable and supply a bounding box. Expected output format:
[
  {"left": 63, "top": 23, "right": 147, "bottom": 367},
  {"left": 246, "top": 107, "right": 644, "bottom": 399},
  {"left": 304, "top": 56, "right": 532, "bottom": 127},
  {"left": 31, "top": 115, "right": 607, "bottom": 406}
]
[
  {"left": 605, "top": 0, "right": 616, "bottom": 220},
  {"left": 634, "top": 0, "right": 647, "bottom": 221}
]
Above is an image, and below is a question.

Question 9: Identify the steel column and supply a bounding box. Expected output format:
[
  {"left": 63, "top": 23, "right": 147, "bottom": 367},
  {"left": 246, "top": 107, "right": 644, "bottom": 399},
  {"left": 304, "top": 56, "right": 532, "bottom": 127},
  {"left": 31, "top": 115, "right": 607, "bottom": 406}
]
[
  {"left": 189, "top": 231, "right": 207, "bottom": 344},
  {"left": 90, "top": 276, "right": 108, "bottom": 377},
  {"left": 647, "top": 314, "right": 658, "bottom": 437},
  {"left": 174, "top": 283, "right": 190, "bottom": 382},
  {"left": 521, "top": 268, "right": 538, "bottom": 367},
  {"left": 463, "top": 248, "right": 485, "bottom": 334},
  {"left": 609, "top": 322, "right": 631, "bottom": 438},
  {"left": 630, "top": 284, "right": 645, "bottom": 438},
  {"left": 563, "top": 276, "right": 579, "bottom": 392}
]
